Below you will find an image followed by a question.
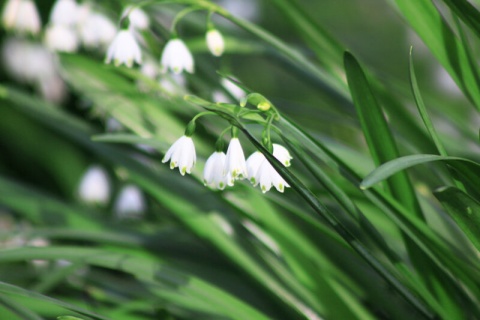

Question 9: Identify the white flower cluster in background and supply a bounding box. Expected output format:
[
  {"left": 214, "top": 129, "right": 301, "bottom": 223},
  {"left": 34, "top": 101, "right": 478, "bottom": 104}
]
[
  {"left": 162, "top": 134, "right": 292, "bottom": 193},
  {"left": 77, "top": 165, "right": 147, "bottom": 219},
  {"left": 1, "top": 0, "right": 41, "bottom": 35}
]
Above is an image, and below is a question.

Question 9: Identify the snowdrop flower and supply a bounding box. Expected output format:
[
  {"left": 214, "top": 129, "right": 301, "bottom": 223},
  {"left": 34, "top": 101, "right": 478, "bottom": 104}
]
[
  {"left": 114, "top": 184, "right": 146, "bottom": 219},
  {"left": 273, "top": 144, "right": 292, "bottom": 167},
  {"left": 50, "top": 0, "right": 78, "bottom": 27},
  {"left": 2, "top": 0, "right": 41, "bottom": 35},
  {"left": 203, "top": 152, "right": 233, "bottom": 190},
  {"left": 246, "top": 144, "right": 292, "bottom": 193},
  {"left": 44, "top": 23, "right": 79, "bottom": 52},
  {"left": 246, "top": 151, "right": 265, "bottom": 185},
  {"left": 122, "top": 6, "right": 149, "bottom": 30},
  {"left": 105, "top": 29, "right": 141, "bottom": 67},
  {"left": 160, "top": 38, "right": 194, "bottom": 74},
  {"left": 224, "top": 138, "right": 247, "bottom": 181},
  {"left": 162, "top": 135, "right": 196, "bottom": 175},
  {"left": 257, "top": 160, "right": 289, "bottom": 193},
  {"left": 206, "top": 28, "right": 225, "bottom": 57},
  {"left": 77, "top": 165, "right": 111, "bottom": 205},
  {"left": 79, "top": 12, "right": 117, "bottom": 49}
]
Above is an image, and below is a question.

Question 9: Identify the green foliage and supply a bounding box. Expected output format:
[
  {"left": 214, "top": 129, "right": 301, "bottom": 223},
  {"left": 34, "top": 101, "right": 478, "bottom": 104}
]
[{"left": 1, "top": 0, "right": 480, "bottom": 319}]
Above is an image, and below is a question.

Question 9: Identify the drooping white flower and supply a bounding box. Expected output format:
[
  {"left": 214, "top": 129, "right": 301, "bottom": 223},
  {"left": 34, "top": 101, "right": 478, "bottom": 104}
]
[
  {"left": 2, "top": 38, "right": 56, "bottom": 83},
  {"left": 246, "top": 144, "right": 292, "bottom": 193},
  {"left": 50, "top": 0, "right": 78, "bottom": 27},
  {"left": 162, "top": 135, "right": 196, "bottom": 175},
  {"left": 105, "top": 29, "right": 142, "bottom": 67},
  {"left": 224, "top": 138, "right": 247, "bottom": 180},
  {"left": 257, "top": 159, "right": 289, "bottom": 193},
  {"left": 122, "top": 6, "right": 149, "bottom": 30},
  {"left": 79, "top": 12, "right": 117, "bottom": 49},
  {"left": 273, "top": 144, "right": 292, "bottom": 167},
  {"left": 246, "top": 151, "right": 265, "bottom": 185},
  {"left": 44, "top": 23, "right": 79, "bottom": 52},
  {"left": 203, "top": 152, "right": 233, "bottom": 190},
  {"left": 160, "top": 38, "right": 194, "bottom": 74},
  {"left": 2, "top": 0, "right": 41, "bottom": 35},
  {"left": 114, "top": 184, "right": 146, "bottom": 219},
  {"left": 206, "top": 29, "right": 224, "bottom": 57},
  {"left": 77, "top": 165, "right": 111, "bottom": 205}
]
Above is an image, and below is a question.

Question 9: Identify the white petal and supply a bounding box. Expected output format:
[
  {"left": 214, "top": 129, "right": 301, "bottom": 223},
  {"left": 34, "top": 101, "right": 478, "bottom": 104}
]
[
  {"left": 50, "top": 0, "right": 78, "bottom": 27},
  {"left": 273, "top": 144, "right": 292, "bottom": 167},
  {"left": 105, "top": 29, "right": 142, "bottom": 67},
  {"left": 225, "top": 138, "right": 247, "bottom": 180},
  {"left": 246, "top": 151, "right": 265, "bottom": 185},
  {"left": 206, "top": 29, "right": 225, "bottom": 57},
  {"left": 78, "top": 165, "right": 111, "bottom": 205},
  {"left": 163, "top": 136, "right": 196, "bottom": 175},
  {"left": 160, "top": 39, "right": 194, "bottom": 74}
]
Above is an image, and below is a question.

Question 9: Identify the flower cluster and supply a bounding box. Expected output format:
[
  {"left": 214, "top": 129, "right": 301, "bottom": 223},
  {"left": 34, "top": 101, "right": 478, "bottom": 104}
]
[
  {"left": 2, "top": 0, "right": 41, "bottom": 35},
  {"left": 162, "top": 132, "right": 292, "bottom": 194},
  {"left": 104, "top": 5, "right": 225, "bottom": 71}
]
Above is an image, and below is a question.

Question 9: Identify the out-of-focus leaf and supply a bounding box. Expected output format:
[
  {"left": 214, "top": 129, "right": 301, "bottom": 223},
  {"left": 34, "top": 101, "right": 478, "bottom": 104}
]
[{"left": 434, "top": 186, "right": 480, "bottom": 251}]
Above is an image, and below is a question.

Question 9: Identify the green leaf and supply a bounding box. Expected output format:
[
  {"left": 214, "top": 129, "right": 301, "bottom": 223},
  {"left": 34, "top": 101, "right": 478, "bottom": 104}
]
[
  {"left": 344, "top": 51, "right": 422, "bottom": 217},
  {"left": 434, "top": 186, "right": 480, "bottom": 252},
  {"left": 409, "top": 48, "right": 448, "bottom": 156},
  {"left": 361, "top": 154, "right": 480, "bottom": 189},
  {"left": 394, "top": 0, "right": 480, "bottom": 110}
]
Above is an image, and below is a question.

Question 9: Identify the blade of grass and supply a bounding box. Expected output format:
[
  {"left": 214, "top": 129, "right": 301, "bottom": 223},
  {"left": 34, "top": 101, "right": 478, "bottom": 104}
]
[{"left": 434, "top": 186, "right": 480, "bottom": 251}]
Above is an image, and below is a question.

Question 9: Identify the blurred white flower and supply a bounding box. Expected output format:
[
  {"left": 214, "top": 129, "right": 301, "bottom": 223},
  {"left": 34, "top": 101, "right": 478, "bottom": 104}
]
[
  {"left": 44, "top": 23, "right": 79, "bottom": 52},
  {"left": 122, "top": 5, "right": 149, "bottom": 30},
  {"left": 79, "top": 12, "right": 117, "bottom": 49},
  {"left": 105, "top": 29, "right": 142, "bottom": 67},
  {"left": 212, "top": 78, "right": 246, "bottom": 103},
  {"left": 50, "top": 0, "right": 78, "bottom": 27},
  {"left": 159, "top": 73, "right": 186, "bottom": 95},
  {"left": 2, "top": 37, "right": 66, "bottom": 103},
  {"left": 203, "top": 151, "right": 233, "bottom": 190},
  {"left": 224, "top": 138, "right": 247, "bottom": 180},
  {"left": 160, "top": 38, "right": 194, "bottom": 74},
  {"left": 206, "top": 29, "right": 225, "bottom": 57},
  {"left": 2, "top": 0, "right": 41, "bottom": 35},
  {"left": 77, "top": 165, "right": 111, "bottom": 205},
  {"left": 114, "top": 185, "right": 146, "bottom": 219},
  {"left": 162, "top": 135, "right": 196, "bottom": 175}
]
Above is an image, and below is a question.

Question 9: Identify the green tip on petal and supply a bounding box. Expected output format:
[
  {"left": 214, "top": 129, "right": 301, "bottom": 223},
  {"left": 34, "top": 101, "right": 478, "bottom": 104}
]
[
  {"left": 250, "top": 178, "right": 256, "bottom": 184},
  {"left": 181, "top": 167, "right": 187, "bottom": 175},
  {"left": 170, "top": 162, "right": 176, "bottom": 169},
  {"left": 278, "top": 184, "right": 284, "bottom": 192},
  {"left": 219, "top": 182, "right": 225, "bottom": 189}
]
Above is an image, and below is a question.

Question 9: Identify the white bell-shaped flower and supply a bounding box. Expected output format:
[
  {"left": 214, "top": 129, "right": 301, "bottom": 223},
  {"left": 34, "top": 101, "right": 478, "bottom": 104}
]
[
  {"left": 50, "top": 0, "right": 78, "bottom": 27},
  {"left": 206, "top": 29, "right": 225, "bottom": 57},
  {"left": 162, "top": 135, "right": 196, "bottom": 175},
  {"left": 79, "top": 12, "right": 117, "bottom": 49},
  {"left": 44, "top": 23, "right": 79, "bottom": 52},
  {"left": 160, "top": 38, "right": 194, "bottom": 74},
  {"left": 224, "top": 137, "right": 247, "bottom": 181},
  {"left": 114, "top": 184, "right": 146, "bottom": 219},
  {"left": 273, "top": 143, "right": 292, "bottom": 166},
  {"left": 122, "top": 6, "right": 149, "bottom": 30},
  {"left": 203, "top": 151, "right": 233, "bottom": 190},
  {"left": 246, "top": 144, "right": 292, "bottom": 193},
  {"left": 77, "top": 165, "right": 111, "bottom": 205},
  {"left": 105, "top": 29, "right": 142, "bottom": 67},
  {"left": 2, "top": 0, "right": 41, "bottom": 35},
  {"left": 246, "top": 151, "right": 265, "bottom": 185},
  {"left": 257, "top": 159, "right": 289, "bottom": 193}
]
